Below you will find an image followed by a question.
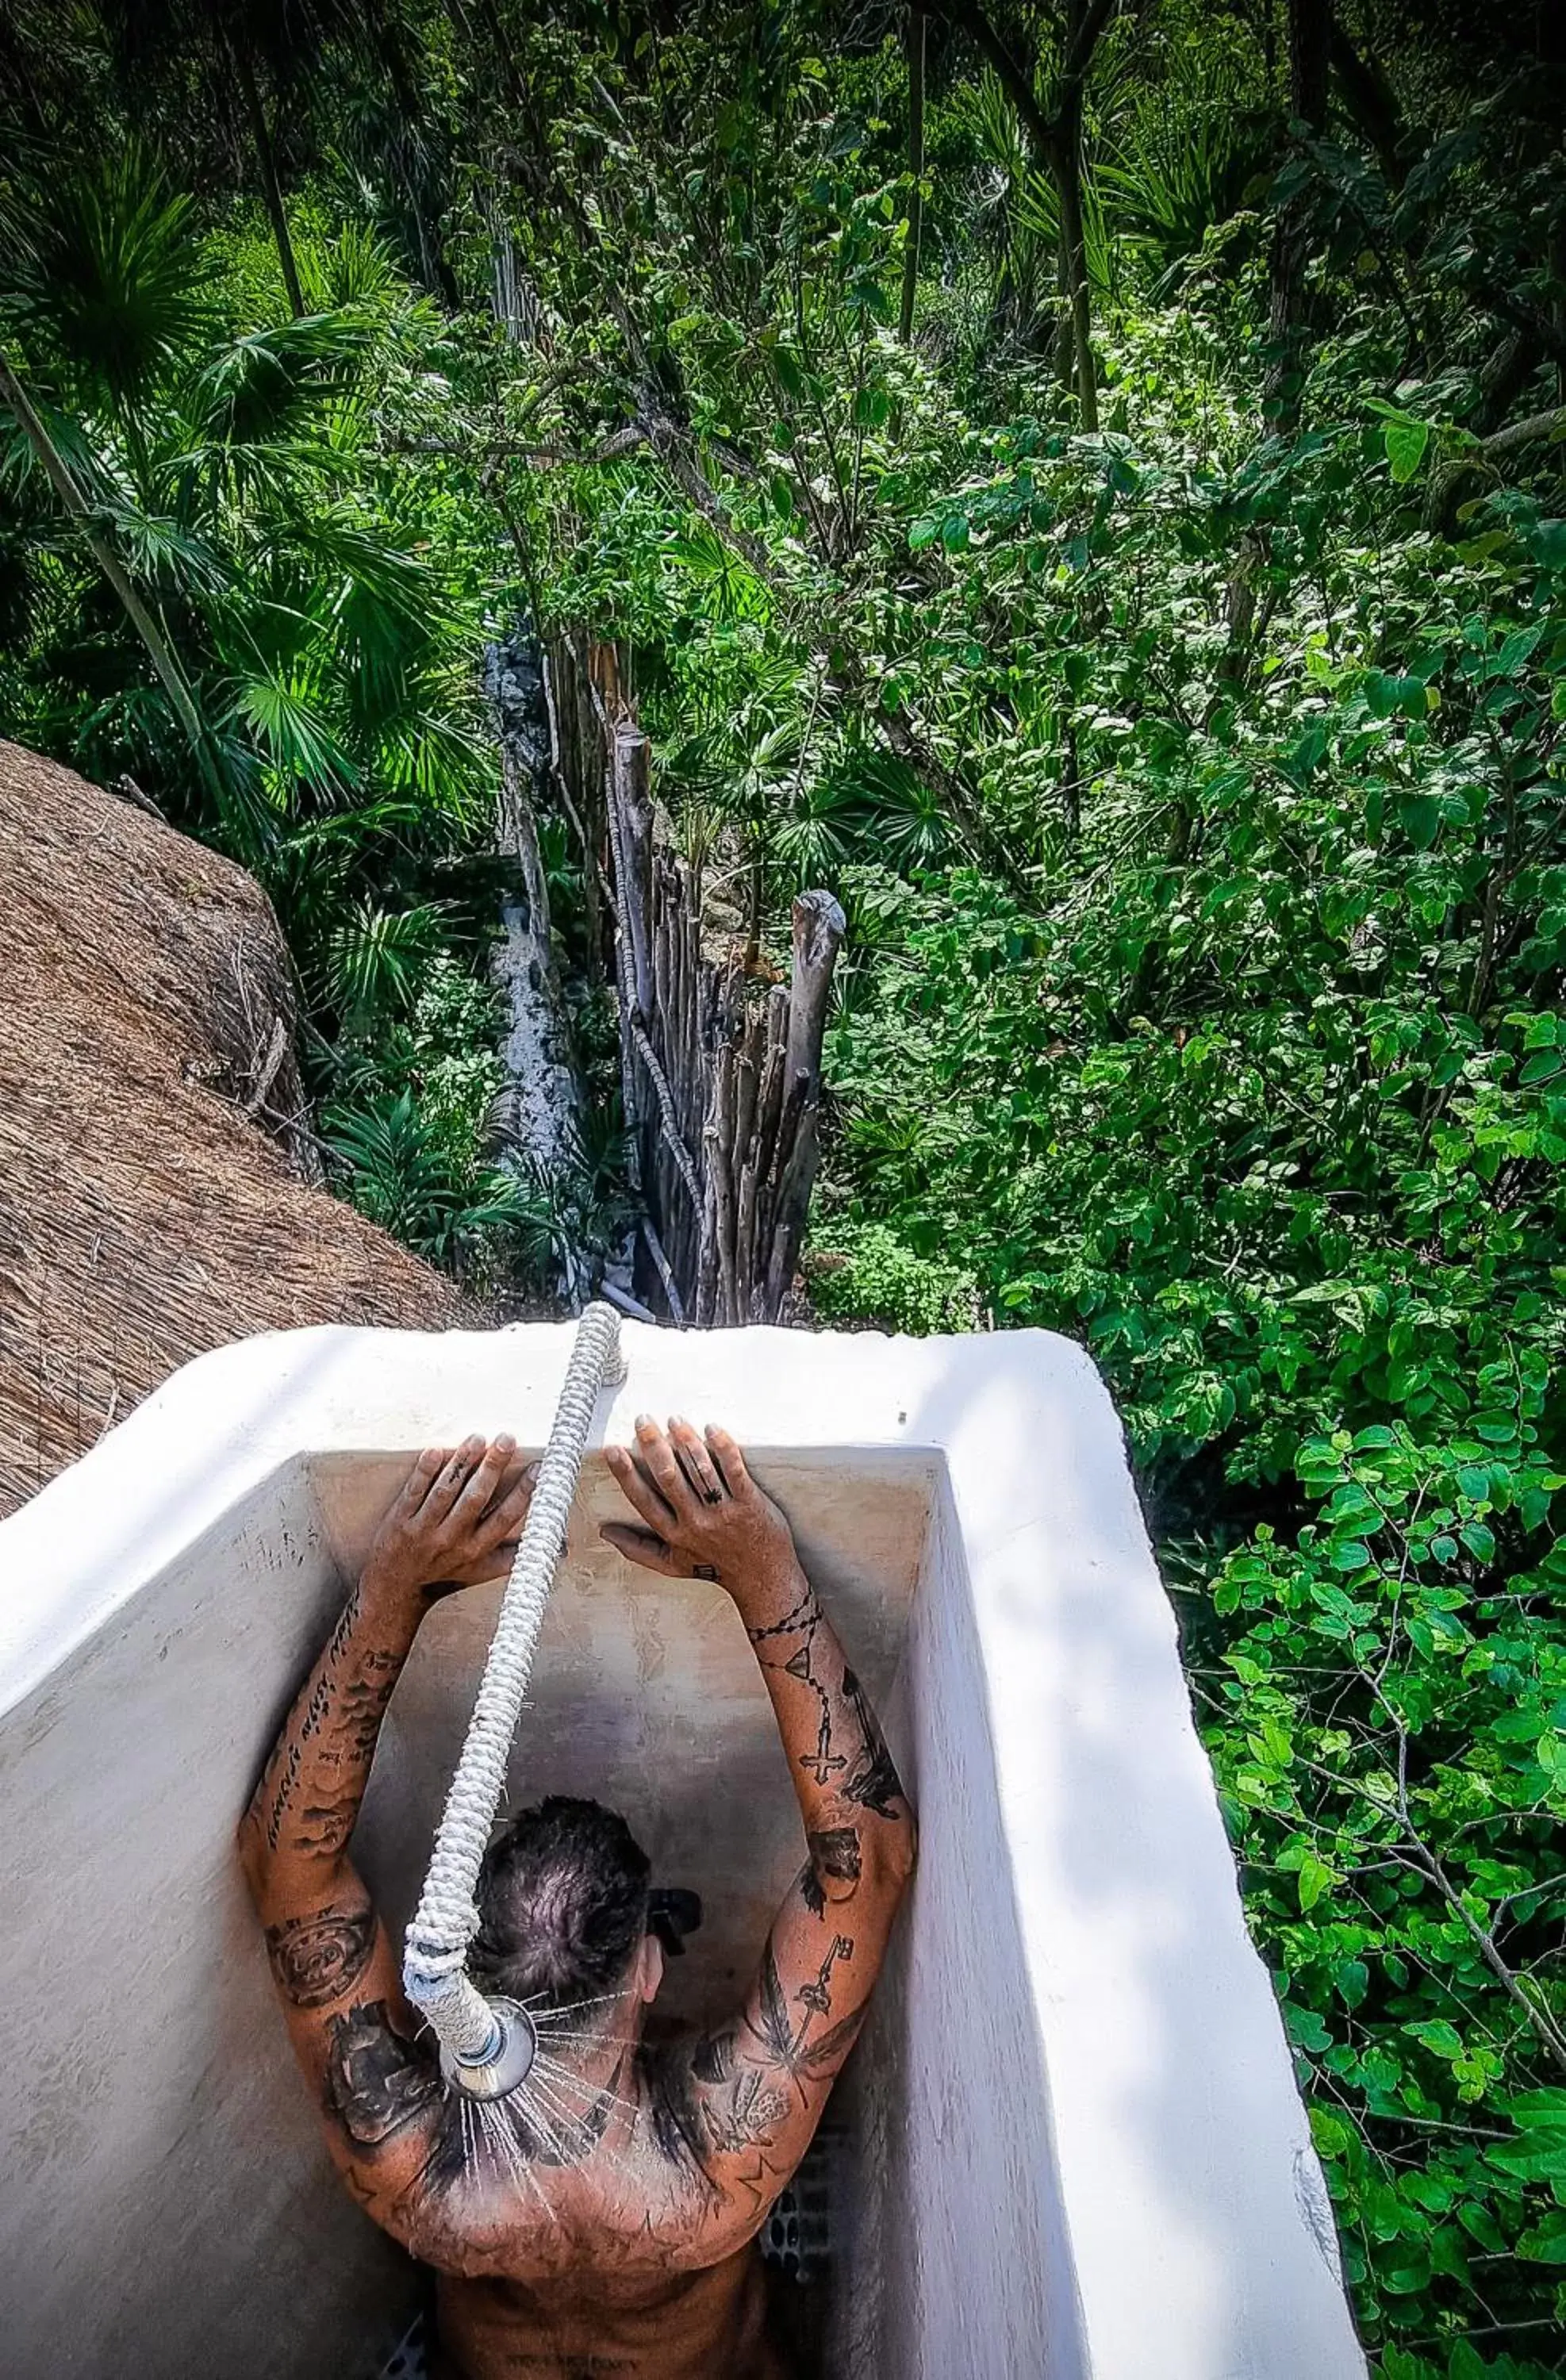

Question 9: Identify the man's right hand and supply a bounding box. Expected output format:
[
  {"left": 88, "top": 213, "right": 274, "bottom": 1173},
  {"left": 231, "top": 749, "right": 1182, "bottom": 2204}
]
[
  {"left": 363, "top": 1435, "right": 535, "bottom": 1608},
  {"left": 601, "top": 1416, "right": 797, "bottom": 1599}
]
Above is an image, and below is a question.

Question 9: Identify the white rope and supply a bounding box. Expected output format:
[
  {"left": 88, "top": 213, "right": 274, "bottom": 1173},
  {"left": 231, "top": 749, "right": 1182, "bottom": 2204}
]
[{"left": 404, "top": 1301, "right": 625, "bottom": 2067}]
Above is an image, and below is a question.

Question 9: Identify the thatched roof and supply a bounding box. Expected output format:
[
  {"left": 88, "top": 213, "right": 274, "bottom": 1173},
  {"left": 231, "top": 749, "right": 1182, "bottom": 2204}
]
[{"left": 0, "top": 739, "right": 470, "bottom": 1517}]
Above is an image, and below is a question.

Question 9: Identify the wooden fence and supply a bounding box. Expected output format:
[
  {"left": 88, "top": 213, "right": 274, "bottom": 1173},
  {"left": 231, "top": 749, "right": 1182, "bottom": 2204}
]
[{"left": 542, "top": 631, "right": 843, "bottom": 1326}]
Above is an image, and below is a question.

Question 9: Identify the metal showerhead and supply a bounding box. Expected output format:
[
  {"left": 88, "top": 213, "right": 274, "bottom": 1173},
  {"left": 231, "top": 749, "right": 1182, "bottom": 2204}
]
[{"left": 437, "top": 1996, "right": 539, "bottom": 2102}]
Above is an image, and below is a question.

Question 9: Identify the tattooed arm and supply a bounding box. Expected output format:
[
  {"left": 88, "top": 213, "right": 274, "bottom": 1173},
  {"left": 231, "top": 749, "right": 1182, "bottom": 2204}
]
[
  {"left": 603, "top": 1417, "right": 916, "bottom": 2250},
  {"left": 238, "top": 1435, "right": 533, "bottom": 2235}
]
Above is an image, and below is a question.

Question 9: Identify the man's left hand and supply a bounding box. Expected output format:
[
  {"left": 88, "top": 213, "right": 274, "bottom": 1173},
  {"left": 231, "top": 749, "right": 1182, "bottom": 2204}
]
[{"left": 362, "top": 1435, "right": 535, "bottom": 1605}]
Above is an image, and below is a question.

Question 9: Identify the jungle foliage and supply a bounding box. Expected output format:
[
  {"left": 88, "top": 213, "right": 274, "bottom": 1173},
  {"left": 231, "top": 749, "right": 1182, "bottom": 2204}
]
[{"left": 2, "top": 2, "right": 1565, "bottom": 2367}]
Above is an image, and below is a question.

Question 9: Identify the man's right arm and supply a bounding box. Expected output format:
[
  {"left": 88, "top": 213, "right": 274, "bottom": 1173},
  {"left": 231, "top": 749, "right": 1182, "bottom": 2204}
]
[{"left": 602, "top": 1418, "right": 916, "bottom": 2245}]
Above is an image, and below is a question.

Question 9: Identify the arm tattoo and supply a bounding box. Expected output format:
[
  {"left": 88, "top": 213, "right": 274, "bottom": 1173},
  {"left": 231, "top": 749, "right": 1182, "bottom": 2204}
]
[
  {"left": 692, "top": 2029, "right": 737, "bottom": 2085},
  {"left": 839, "top": 1667, "right": 906, "bottom": 1818},
  {"left": 252, "top": 1591, "right": 408, "bottom": 1857},
  {"left": 266, "top": 1906, "right": 376, "bottom": 2008},
  {"left": 752, "top": 1940, "right": 799, "bottom": 2068},
  {"left": 796, "top": 1933, "right": 853, "bottom": 2018},
  {"left": 323, "top": 2000, "right": 441, "bottom": 2152},
  {"left": 808, "top": 1825, "right": 862, "bottom": 1894},
  {"left": 746, "top": 1583, "right": 823, "bottom": 1642},
  {"left": 748, "top": 1580, "right": 908, "bottom": 1821}
]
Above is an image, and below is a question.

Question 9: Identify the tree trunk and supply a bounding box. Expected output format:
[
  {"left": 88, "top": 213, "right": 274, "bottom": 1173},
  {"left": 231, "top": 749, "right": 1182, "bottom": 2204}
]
[
  {"left": 922, "top": 0, "right": 1112, "bottom": 428},
  {"left": 1326, "top": 14, "right": 1403, "bottom": 185},
  {"left": 900, "top": 7, "right": 926, "bottom": 345},
  {"left": 1265, "top": 0, "right": 1331, "bottom": 425},
  {"left": 612, "top": 726, "right": 655, "bottom": 1023},
  {"left": 1054, "top": 226, "right": 1076, "bottom": 386},
  {"left": 1052, "top": 79, "right": 1097, "bottom": 431},
  {"left": 230, "top": 35, "right": 305, "bottom": 320}
]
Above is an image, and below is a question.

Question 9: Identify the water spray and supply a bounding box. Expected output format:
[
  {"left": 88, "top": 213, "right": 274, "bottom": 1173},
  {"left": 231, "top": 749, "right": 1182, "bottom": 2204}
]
[{"left": 403, "top": 1302, "right": 625, "bottom": 2102}]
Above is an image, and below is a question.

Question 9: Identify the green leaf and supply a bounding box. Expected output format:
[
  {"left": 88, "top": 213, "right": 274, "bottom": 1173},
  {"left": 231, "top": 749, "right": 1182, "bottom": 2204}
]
[
  {"left": 1334, "top": 1957, "right": 1369, "bottom": 2009},
  {"left": 1486, "top": 2130, "right": 1566, "bottom": 2183},
  {"left": 1311, "top": 2106, "right": 1352, "bottom": 2158},
  {"left": 1383, "top": 415, "right": 1430, "bottom": 482},
  {"left": 1284, "top": 2002, "right": 1332, "bottom": 2052},
  {"left": 1455, "top": 2199, "right": 1507, "bottom": 2253},
  {"left": 1495, "top": 624, "right": 1544, "bottom": 674},
  {"left": 1507, "top": 2091, "right": 1566, "bottom": 2128},
  {"left": 1518, "top": 2209, "right": 1566, "bottom": 2263},
  {"left": 1396, "top": 792, "right": 1441, "bottom": 849},
  {"left": 1299, "top": 1851, "right": 1336, "bottom": 1911},
  {"left": 1406, "top": 2020, "right": 1463, "bottom": 2059}
]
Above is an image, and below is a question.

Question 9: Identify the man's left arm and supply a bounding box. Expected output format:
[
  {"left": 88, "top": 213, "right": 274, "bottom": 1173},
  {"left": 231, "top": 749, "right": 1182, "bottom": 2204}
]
[{"left": 239, "top": 1434, "right": 532, "bottom": 2229}]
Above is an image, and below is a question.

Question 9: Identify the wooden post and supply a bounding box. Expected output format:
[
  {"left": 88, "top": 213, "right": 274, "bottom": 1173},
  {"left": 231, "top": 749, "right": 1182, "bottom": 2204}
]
[
  {"left": 784, "top": 889, "right": 846, "bottom": 1092},
  {"left": 763, "top": 891, "right": 846, "bottom": 1319},
  {"left": 612, "top": 727, "right": 654, "bottom": 1023}
]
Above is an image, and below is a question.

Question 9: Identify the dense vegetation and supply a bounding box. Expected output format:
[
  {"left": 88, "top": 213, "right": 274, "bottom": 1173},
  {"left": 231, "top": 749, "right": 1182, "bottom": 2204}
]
[{"left": 3, "top": 3, "right": 1564, "bottom": 2367}]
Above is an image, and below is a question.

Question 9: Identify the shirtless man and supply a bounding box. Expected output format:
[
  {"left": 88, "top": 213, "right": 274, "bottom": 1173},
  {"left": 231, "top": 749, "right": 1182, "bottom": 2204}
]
[{"left": 240, "top": 1415, "right": 916, "bottom": 2380}]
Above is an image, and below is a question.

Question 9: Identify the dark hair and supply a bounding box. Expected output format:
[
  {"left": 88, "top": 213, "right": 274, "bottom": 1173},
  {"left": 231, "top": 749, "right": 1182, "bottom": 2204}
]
[{"left": 470, "top": 1795, "right": 652, "bottom": 2014}]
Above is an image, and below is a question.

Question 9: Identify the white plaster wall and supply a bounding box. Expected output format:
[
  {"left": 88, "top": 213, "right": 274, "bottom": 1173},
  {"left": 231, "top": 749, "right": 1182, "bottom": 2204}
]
[
  {"left": 0, "top": 1461, "right": 413, "bottom": 2378},
  {"left": 0, "top": 1321, "right": 1366, "bottom": 2380}
]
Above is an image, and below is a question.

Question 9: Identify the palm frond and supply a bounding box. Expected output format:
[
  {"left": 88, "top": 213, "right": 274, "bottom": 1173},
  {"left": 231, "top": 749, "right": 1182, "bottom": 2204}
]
[
  {"left": 230, "top": 664, "right": 357, "bottom": 797},
  {"left": 773, "top": 777, "right": 858, "bottom": 879},
  {"left": 374, "top": 713, "right": 486, "bottom": 817},
  {"left": 326, "top": 899, "right": 449, "bottom": 1024},
  {"left": 322, "top": 1089, "right": 556, "bottom": 1274},
  {"left": 308, "top": 221, "right": 401, "bottom": 309},
  {"left": 6, "top": 144, "right": 213, "bottom": 406},
  {"left": 191, "top": 309, "right": 373, "bottom": 451},
  {"left": 94, "top": 495, "right": 228, "bottom": 592}
]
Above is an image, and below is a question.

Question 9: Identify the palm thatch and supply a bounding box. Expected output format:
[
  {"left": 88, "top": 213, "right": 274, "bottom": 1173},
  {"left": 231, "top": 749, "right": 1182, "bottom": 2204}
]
[{"left": 0, "top": 739, "right": 470, "bottom": 1516}]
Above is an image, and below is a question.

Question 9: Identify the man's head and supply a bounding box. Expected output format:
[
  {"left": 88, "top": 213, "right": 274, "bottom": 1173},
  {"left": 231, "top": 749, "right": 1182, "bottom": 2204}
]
[{"left": 471, "top": 1796, "right": 663, "bottom": 2025}]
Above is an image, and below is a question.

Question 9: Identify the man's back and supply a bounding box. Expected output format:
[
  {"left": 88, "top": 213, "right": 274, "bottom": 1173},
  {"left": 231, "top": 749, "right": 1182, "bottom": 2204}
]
[
  {"left": 436, "top": 2259, "right": 781, "bottom": 2380},
  {"left": 424, "top": 2050, "right": 790, "bottom": 2379}
]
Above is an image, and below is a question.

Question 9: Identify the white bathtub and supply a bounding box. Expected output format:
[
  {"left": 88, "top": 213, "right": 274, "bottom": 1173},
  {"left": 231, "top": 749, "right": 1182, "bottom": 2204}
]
[{"left": 0, "top": 1321, "right": 1364, "bottom": 2378}]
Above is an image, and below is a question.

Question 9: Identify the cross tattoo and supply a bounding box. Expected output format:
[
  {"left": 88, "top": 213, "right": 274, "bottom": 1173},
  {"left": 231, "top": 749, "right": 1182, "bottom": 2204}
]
[{"left": 800, "top": 1707, "right": 847, "bottom": 1787}]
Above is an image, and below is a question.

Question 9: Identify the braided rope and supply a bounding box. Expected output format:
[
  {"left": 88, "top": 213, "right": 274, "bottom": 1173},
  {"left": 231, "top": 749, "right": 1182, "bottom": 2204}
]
[{"left": 404, "top": 1302, "right": 625, "bottom": 2067}]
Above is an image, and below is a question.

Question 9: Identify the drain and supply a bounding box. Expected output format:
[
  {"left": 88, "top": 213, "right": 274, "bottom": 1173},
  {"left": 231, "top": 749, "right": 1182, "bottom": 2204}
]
[
  {"left": 760, "top": 2129, "right": 839, "bottom": 2286},
  {"left": 376, "top": 2312, "right": 429, "bottom": 2380}
]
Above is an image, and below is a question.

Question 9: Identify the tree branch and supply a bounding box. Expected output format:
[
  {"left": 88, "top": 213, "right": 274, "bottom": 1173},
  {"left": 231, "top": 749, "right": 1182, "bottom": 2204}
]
[
  {"left": 1061, "top": 0, "right": 1119, "bottom": 88},
  {"left": 916, "top": 0, "right": 1060, "bottom": 163},
  {"left": 1424, "top": 401, "right": 1566, "bottom": 532}
]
